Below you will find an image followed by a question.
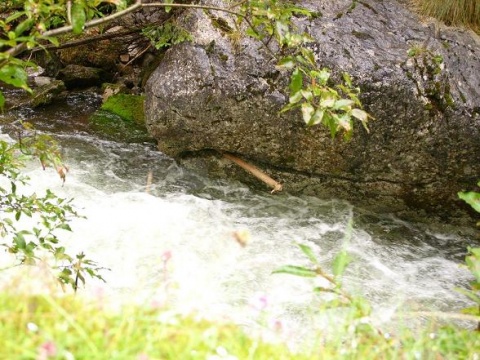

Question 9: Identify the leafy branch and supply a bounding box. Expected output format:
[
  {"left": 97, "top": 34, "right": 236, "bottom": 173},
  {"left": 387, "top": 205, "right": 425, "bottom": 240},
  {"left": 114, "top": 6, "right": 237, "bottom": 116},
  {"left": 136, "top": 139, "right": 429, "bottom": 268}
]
[
  {"left": 458, "top": 183, "right": 480, "bottom": 330},
  {"left": 0, "top": 126, "right": 106, "bottom": 291},
  {"left": 0, "top": 0, "right": 371, "bottom": 138}
]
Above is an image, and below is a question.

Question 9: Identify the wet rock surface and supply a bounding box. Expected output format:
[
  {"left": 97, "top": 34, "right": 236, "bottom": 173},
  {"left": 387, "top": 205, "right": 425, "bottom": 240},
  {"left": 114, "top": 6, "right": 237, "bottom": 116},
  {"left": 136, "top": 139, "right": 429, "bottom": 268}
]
[
  {"left": 58, "top": 64, "right": 109, "bottom": 89},
  {"left": 144, "top": 0, "right": 480, "bottom": 224}
]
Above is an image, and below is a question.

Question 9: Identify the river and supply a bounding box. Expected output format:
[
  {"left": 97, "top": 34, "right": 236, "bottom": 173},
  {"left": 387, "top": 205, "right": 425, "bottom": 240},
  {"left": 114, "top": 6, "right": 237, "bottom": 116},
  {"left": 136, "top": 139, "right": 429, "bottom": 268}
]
[{"left": 1, "top": 90, "right": 478, "bottom": 346}]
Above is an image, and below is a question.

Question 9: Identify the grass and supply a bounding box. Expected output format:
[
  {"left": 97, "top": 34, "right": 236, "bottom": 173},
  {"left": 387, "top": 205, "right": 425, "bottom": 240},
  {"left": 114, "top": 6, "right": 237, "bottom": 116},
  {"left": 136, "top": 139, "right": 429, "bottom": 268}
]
[
  {"left": 0, "top": 291, "right": 306, "bottom": 360},
  {"left": 1, "top": 289, "right": 479, "bottom": 360},
  {"left": 412, "top": 0, "right": 480, "bottom": 33}
]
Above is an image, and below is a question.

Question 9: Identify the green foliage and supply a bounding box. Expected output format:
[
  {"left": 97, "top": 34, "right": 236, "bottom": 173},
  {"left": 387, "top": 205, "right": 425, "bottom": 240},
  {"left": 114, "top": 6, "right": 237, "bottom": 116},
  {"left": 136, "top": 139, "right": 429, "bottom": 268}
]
[
  {"left": 458, "top": 247, "right": 480, "bottom": 316},
  {"left": 142, "top": 21, "right": 192, "bottom": 50},
  {"left": 1, "top": 1, "right": 370, "bottom": 138},
  {"left": 0, "top": 126, "right": 105, "bottom": 291},
  {"left": 0, "top": 292, "right": 311, "bottom": 360},
  {"left": 1, "top": 289, "right": 479, "bottom": 359},
  {"left": 458, "top": 181, "right": 480, "bottom": 214},
  {"left": 0, "top": 0, "right": 128, "bottom": 109},
  {"left": 458, "top": 183, "right": 480, "bottom": 329},
  {"left": 238, "top": 0, "right": 370, "bottom": 138},
  {"left": 276, "top": 232, "right": 480, "bottom": 347}
]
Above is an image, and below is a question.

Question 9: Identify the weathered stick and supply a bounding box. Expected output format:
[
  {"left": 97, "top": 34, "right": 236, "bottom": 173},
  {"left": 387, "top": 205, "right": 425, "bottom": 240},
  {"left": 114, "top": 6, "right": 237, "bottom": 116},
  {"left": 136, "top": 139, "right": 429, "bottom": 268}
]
[
  {"left": 145, "top": 170, "right": 153, "bottom": 194},
  {"left": 222, "top": 152, "right": 283, "bottom": 193}
]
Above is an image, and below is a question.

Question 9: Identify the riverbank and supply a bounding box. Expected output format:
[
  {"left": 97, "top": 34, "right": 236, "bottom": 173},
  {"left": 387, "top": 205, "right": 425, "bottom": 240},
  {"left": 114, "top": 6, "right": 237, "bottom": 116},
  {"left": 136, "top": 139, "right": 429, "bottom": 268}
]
[{"left": 2, "top": 284, "right": 479, "bottom": 359}]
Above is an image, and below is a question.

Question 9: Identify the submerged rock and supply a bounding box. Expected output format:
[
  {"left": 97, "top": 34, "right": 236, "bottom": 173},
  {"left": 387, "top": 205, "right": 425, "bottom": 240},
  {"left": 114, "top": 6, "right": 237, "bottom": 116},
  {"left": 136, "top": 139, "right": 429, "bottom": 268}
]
[
  {"left": 144, "top": 0, "right": 480, "bottom": 224},
  {"left": 89, "top": 94, "right": 152, "bottom": 143},
  {"left": 7, "top": 79, "right": 66, "bottom": 110}
]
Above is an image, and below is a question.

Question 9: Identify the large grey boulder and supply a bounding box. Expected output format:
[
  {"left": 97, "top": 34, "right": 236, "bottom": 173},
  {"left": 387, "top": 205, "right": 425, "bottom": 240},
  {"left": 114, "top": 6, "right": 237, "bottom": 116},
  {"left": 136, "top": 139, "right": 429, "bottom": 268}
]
[{"left": 145, "top": 0, "right": 480, "bottom": 224}]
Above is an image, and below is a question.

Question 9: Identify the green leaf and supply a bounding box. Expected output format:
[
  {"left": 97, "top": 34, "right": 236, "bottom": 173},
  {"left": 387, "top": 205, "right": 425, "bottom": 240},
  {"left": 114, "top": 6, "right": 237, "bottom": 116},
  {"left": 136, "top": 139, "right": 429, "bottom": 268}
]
[
  {"left": 245, "top": 27, "right": 262, "bottom": 40},
  {"left": 289, "top": 68, "right": 303, "bottom": 94},
  {"left": 275, "top": 21, "right": 289, "bottom": 43},
  {"left": 272, "top": 265, "right": 317, "bottom": 278},
  {"left": 0, "top": 91, "right": 4, "bottom": 111},
  {"left": 71, "top": 3, "right": 86, "bottom": 34},
  {"left": 6, "top": 11, "right": 26, "bottom": 24},
  {"left": 316, "top": 69, "right": 331, "bottom": 84},
  {"left": 465, "top": 247, "right": 480, "bottom": 282},
  {"left": 0, "top": 64, "right": 30, "bottom": 91},
  {"left": 320, "top": 96, "right": 335, "bottom": 108},
  {"left": 289, "top": 91, "right": 302, "bottom": 104},
  {"left": 458, "top": 189, "right": 480, "bottom": 213},
  {"left": 337, "top": 113, "right": 352, "bottom": 133},
  {"left": 57, "top": 223, "right": 72, "bottom": 232},
  {"left": 14, "top": 233, "right": 26, "bottom": 250},
  {"left": 351, "top": 108, "right": 368, "bottom": 122},
  {"left": 297, "top": 243, "right": 318, "bottom": 264},
  {"left": 165, "top": 0, "right": 173, "bottom": 13},
  {"left": 300, "top": 47, "right": 316, "bottom": 66},
  {"left": 301, "top": 103, "right": 314, "bottom": 124},
  {"left": 309, "top": 109, "right": 324, "bottom": 126},
  {"left": 333, "top": 99, "right": 354, "bottom": 110},
  {"left": 332, "top": 250, "right": 352, "bottom": 277},
  {"left": 15, "top": 18, "right": 34, "bottom": 36},
  {"left": 41, "top": 36, "right": 60, "bottom": 47},
  {"left": 343, "top": 72, "right": 352, "bottom": 87},
  {"left": 276, "top": 56, "right": 295, "bottom": 70},
  {"left": 301, "top": 90, "right": 313, "bottom": 101},
  {"left": 280, "top": 102, "right": 299, "bottom": 113},
  {"left": 323, "top": 113, "right": 338, "bottom": 138},
  {"left": 410, "top": 49, "right": 418, "bottom": 57}
]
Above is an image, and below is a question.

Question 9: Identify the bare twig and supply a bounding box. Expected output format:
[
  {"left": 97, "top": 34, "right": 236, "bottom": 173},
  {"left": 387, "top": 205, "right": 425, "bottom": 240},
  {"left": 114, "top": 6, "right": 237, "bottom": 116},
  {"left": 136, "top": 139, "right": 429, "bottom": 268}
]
[
  {"left": 30, "top": 25, "right": 144, "bottom": 53},
  {"left": 145, "top": 170, "right": 153, "bottom": 193},
  {"left": 0, "top": 0, "right": 143, "bottom": 67},
  {"left": 66, "top": 1, "right": 72, "bottom": 25},
  {"left": 223, "top": 152, "right": 283, "bottom": 193},
  {"left": 122, "top": 43, "right": 151, "bottom": 69}
]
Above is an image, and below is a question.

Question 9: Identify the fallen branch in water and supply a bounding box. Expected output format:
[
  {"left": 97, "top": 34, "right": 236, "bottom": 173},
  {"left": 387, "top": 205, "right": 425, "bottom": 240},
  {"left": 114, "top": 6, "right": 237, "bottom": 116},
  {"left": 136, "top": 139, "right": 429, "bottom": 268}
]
[
  {"left": 145, "top": 170, "right": 153, "bottom": 194},
  {"left": 222, "top": 152, "right": 283, "bottom": 194}
]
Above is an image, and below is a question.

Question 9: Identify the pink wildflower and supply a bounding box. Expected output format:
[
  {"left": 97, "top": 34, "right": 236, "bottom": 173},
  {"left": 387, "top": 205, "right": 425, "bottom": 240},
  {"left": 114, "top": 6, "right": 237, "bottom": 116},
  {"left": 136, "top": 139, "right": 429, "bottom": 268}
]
[
  {"left": 37, "top": 341, "right": 57, "bottom": 360},
  {"left": 249, "top": 293, "right": 268, "bottom": 312},
  {"left": 161, "top": 250, "right": 172, "bottom": 263}
]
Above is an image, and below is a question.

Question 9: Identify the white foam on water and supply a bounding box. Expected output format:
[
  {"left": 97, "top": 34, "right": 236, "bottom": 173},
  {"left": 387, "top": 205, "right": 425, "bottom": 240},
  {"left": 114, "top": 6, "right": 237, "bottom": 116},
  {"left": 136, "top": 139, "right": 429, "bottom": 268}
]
[{"left": 0, "top": 126, "right": 477, "bottom": 347}]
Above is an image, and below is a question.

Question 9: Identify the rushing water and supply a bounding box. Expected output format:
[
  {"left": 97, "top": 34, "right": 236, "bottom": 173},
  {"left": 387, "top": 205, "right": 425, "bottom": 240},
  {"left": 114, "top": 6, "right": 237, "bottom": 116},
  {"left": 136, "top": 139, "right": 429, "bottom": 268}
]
[{"left": 1, "top": 91, "right": 479, "bottom": 345}]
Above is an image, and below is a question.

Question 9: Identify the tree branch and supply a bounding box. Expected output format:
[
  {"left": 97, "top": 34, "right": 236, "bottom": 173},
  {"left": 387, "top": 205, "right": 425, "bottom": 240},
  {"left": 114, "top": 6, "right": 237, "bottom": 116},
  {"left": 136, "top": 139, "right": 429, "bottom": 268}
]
[
  {"left": 0, "top": 0, "right": 143, "bottom": 67},
  {"left": 30, "top": 26, "right": 146, "bottom": 53},
  {"left": 0, "top": 0, "right": 277, "bottom": 68}
]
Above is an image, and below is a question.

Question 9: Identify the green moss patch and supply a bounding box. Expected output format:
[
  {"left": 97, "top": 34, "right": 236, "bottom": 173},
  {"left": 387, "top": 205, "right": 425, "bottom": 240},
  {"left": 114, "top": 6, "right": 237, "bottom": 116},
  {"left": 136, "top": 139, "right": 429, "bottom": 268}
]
[
  {"left": 88, "top": 94, "right": 153, "bottom": 143},
  {"left": 89, "top": 110, "right": 152, "bottom": 143},
  {"left": 101, "top": 93, "right": 145, "bottom": 125}
]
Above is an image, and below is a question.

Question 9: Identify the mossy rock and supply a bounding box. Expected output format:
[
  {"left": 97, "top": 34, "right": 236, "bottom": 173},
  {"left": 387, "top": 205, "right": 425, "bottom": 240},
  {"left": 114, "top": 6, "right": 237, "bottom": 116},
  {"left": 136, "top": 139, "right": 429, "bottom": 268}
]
[
  {"left": 101, "top": 93, "right": 145, "bottom": 125},
  {"left": 89, "top": 110, "right": 153, "bottom": 143}
]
